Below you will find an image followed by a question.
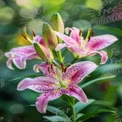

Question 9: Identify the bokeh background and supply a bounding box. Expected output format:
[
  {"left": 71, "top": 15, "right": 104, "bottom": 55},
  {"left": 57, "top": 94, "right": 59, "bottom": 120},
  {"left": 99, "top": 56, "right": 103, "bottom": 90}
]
[{"left": 0, "top": 0, "right": 122, "bottom": 121}]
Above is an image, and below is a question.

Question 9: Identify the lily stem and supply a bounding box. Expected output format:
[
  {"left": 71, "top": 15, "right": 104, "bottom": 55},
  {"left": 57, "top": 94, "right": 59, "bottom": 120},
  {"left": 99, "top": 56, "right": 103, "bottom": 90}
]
[
  {"left": 72, "top": 105, "right": 76, "bottom": 122},
  {"left": 57, "top": 51, "right": 64, "bottom": 63}
]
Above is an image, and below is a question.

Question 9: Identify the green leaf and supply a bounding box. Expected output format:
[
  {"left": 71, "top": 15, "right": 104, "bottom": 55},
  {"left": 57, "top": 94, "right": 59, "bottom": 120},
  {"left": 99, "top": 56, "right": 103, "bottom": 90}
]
[
  {"left": 47, "top": 105, "right": 70, "bottom": 121},
  {"left": 75, "top": 99, "right": 95, "bottom": 114},
  {"left": 81, "top": 75, "right": 116, "bottom": 88},
  {"left": 103, "top": 85, "right": 117, "bottom": 106},
  {"left": 96, "top": 64, "right": 122, "bottom": 75},
  {"left": 75, "top": 113, "right": 84, "bottom": 122},
  {"left": 77, "top": 109, "right": 116, "bottom": 121},
  {"left": 43, "top": 115, "right": 71, "bottom": 122}
]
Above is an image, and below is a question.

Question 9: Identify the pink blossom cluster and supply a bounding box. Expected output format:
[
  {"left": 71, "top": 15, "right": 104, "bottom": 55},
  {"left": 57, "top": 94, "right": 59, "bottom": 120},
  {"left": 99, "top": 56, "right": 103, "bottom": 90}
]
[{"left": 5, "top": 13, "right": 117, "bottom": 113}]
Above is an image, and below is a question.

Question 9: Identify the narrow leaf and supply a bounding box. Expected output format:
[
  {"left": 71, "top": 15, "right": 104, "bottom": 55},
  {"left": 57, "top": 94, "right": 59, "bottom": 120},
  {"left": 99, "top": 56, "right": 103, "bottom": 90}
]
[
  {"left": 43, "top": 115, "right": 71, "bottom": 122},
  {"left": 75, "top": 99, "right": 95, "bottom": 114},
  {"left": 77, "top": 109, "right": 116, "bottom": 121},
  {"left": 81, "top": 75, "right": 116, "bottom": 88},
  {"left": 47, "top": 106, "right": 70, "bottom": 121}
]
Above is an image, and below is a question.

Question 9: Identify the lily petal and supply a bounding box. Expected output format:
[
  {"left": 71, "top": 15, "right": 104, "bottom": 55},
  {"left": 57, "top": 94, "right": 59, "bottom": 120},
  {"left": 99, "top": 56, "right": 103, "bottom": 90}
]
[
  {"left": 86, "top": 34, "right": 118, "bottom": 51},
  {"left": 6, "top": 59, "right": 14, "bottom": 70},
  {"left": 55, "top": 43, "right": 67, "bottom": 51},
  {"left": 63, "top": 61, "right": 97, "bottom": 84},
  {"left": 5, "top": 45, "right": 38, "bottom": 69},
  {"left": 33, "top": 64, "right": 41, "bottom": 73},
  {"left": 17, "top": 77, "right": 59, "bottom": 92},
  {"left": 13, "top": 57, "right": 26, "bottom": 69},
  {"left": 5, "top": 45, "right": 37, "bottom": 58},
  {"left": 54, "top": 31, "right": 78, "bottom": 46},
  {"left": 36, "top": 91, "right": 61, "bottom": 113},
  {"left": 98, "top": 51, "right": 108, "bottom": 64},
  {"left": 65, "top": 27, "right": 82, "bottom": 46},
  {"left": 33, "top": 62, "right": 58, "bottom": 78},
  {"left": 61, "top": 85, "right": 88, "bottom": 103}
]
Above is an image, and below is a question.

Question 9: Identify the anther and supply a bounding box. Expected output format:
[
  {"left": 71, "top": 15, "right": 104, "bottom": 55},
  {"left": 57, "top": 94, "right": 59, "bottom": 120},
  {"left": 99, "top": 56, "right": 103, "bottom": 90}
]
[
  {"left": 88, "top": 36, "right": 91, "bottom": 41},
  {"left": 50, "top": 64, "right": 55, "bottom": 74},
  {"left": 32, "top": 30, "right": 36, "bottom": 37},
  {"left": 61, "top": 63, "right": 66, "bottom": 72},
  {"left": 51, "top": 64, "right": 53, "bottom": 70},
  {"left": 64, "top": 67, "right": 67, "bottom": 72},
  {"left": 91, "top": 31, "right": 95, "bottom": 37},
  {"left": 79, "top": 29, "right": 82, "bottom": 36},
  {"left": 48, "top": 67, "right": 50, "bottom": 73},
  {"left": 21, "top": 33, "right": 27, "bottom": 40}
]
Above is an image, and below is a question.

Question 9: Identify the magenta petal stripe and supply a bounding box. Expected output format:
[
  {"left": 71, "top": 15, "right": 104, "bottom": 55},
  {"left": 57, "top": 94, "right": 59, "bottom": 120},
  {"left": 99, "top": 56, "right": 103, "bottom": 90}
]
[
  {"left": 86, "top": 34, "right": 118, "bottom": 51},
  {"left": 63, "top": 61, "right": 98, "bottom": 84}
]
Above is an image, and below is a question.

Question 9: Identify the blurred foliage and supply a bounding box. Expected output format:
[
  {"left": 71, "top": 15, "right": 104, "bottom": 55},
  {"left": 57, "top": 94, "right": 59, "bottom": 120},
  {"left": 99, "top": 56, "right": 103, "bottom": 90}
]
[{"left": 0, "top": 0, "right": 122, "bottom": 122}]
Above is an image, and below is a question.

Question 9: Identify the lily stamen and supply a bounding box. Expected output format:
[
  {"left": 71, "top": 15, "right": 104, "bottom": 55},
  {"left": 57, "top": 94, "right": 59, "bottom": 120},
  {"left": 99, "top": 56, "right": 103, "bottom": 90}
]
[
  {"left": 79, "top": 29, "right": 82, "bottom": 36},
  {"left": 32, "top": 30, "right": 36, "bottom": 37},
  {"left": 85, "top": 28, "right": 91, "bottom": 41},
  {"left": 21, "top": 33, "right": 27, "bottom": 40},
  {"left": 91, "top": 31, "right": 95, "bottom": 37},
  {"left": 61, "top": 63, "right": 66, "bottom": 72}
]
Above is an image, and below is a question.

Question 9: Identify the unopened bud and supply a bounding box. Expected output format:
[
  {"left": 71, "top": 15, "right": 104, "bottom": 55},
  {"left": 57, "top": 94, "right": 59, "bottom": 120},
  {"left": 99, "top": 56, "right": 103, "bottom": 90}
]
[
  {"left": 42, "top": 23, "right": 58, "bottom": 50},
  {"left": 33, "top": 42, "right": 54, "bottom": 63},
  {"left": 50, "top": 12, "right": 64, "bottom": 33}
]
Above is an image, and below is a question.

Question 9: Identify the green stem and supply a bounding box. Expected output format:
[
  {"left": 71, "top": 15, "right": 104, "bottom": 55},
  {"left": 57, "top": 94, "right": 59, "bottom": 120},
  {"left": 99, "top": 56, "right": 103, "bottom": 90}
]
[
  {"left": 72, "top": 105, "right": 76, "bottom": 122},
  {"left": 57, "top": 51, "right": 63, "bottom": 63},
  {"left": 61, "top": 96, "right": 76, "bottom": 121},
  {"left": 61, "top": 95, "right": 73, "bottom": 106}
]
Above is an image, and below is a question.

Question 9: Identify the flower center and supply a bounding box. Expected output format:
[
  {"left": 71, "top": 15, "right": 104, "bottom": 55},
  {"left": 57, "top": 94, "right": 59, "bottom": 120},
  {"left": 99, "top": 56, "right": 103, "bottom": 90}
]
[
  {"left": 59, "top": 79, "right": 66, "bottom": 88},
  {"left": 81, "top": 28, "right": 91, "bottom": 49}
]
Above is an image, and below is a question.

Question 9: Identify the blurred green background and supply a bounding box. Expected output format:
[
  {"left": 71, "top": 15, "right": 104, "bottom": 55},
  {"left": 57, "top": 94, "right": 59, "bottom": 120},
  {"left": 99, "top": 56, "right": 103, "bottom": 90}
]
[{"left": 0, "top": 0, "right": 122, "bottom": 121}]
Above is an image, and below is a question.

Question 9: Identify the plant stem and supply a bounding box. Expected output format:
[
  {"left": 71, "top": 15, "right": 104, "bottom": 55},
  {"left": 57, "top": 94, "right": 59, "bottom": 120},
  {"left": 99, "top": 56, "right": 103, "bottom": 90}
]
[
  {"left": 72, "top": 105, "right": 76, "bottom": 122},
  {"left": 61, "top": 95, "right": 76, "bottom": 121},
  {"left": 57, "top": 51, "right": 63, "bottom": 63}
]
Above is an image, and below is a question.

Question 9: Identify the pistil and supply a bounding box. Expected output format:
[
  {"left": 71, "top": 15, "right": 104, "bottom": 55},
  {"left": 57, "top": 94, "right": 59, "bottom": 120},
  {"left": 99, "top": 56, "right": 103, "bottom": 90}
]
[{"left": 81, "top": 28, "right": 91, "bottom": 48}]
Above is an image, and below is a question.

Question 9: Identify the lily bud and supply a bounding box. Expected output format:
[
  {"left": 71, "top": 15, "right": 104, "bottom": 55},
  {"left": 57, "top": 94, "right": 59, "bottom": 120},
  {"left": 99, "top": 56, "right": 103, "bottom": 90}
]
[
  {"left": 50, "top": 13, "right": 64, "bottom": 33},
  {"left": 42, "top": 23, "right": 58, "bottom": 50},
  {"left": 33, "top": 36, "right": 54, "bottom": 63}
]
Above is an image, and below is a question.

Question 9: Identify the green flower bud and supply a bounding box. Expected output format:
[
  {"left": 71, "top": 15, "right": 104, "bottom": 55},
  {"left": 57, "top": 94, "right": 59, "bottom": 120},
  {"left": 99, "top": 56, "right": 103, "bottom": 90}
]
[
  {"left": 42, "top": 23, "right": 58, "bottom": 50},
  {"left": 33, "top": 42, "right": 54, "bottom": 63},
  {"left": 50, "top": 12, "right": 64, "bottom": 33}
]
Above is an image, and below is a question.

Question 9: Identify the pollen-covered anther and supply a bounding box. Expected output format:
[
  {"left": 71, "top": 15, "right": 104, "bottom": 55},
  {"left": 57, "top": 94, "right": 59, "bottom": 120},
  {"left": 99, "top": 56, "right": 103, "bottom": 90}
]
[
  {"left": 91, "top": 31, "right": 95, "bottom": 37},
  {"left": 79, "top": 29, "right": 82, "bottom": 36},
  {"left": 61, "top": 63, "right": 66, "bottom": 72},
  {"left": 21, "top": 33, "right": 27, "bottom": 40},
  {"left": 88, "top": 36, "right": 91, "bottom": 41},
  {"left": 32, "top": 30, "right": 36, "bottom": 37}
]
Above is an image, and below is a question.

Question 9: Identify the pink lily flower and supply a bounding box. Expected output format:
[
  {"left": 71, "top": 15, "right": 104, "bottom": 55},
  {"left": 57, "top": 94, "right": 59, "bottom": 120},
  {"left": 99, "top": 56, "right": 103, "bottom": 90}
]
[
  {"left": 5, "top": 46, "right": 38, "bottom": 69},
  {"left": 17, "top": 61, "right": 97, "bottom": 113},
  {"left": 5, "top": 36, "right": 53, "bottom": 69},
  {"left": 55, "top": 27, "right": 118, "bottom": 64}
]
